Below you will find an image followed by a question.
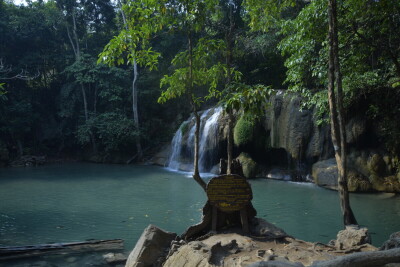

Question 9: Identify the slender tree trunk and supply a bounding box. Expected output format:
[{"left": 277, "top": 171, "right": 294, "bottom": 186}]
[
  {"left": 328, "top": 0, "right": 357, "bottom": 226},
  {"left": 226, "top": 3, "right": 235, "bottom": 175},
  {"left": 119, "top": 0, "right": 143, "bottom": 161},
  {"left": 187, "top": 31, "right": 206, "bottom": 191},
  {"left": 227, "top": 110, "right": 234, "bottom": 175},
  {"left": 132, "top": 59, "right": 143, "bottom": 160},
  {"left": 80, "top": 84, "right": 89, "bottom": 122}
]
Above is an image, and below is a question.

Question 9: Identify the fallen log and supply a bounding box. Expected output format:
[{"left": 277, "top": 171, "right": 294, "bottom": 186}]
[
  {"left": 0, "top": 239, "right": 124, "bottom": 260},
  {"left": 311, "top": 247, "right": 400, "bottom": 267}
]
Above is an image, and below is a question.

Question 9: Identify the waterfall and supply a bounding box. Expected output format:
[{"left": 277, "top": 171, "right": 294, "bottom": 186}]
[
  {"left": 199, "top": 107, "right": 222, "bottom": 172},
  {"left": 167, "top": 127, "right": 183, "bottom": 170},
  {"left": 167, "top": 107, "right": 223, "bottom": 173}
]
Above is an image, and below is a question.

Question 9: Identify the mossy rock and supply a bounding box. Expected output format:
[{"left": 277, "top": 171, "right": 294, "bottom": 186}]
[
  {"left": 234, "top": 114, "right": 267, "bottom": 153},
  {"left": 367, "top": 154, "right": 386, "bottom": 176},
  {"left": 237, "top": 152, "right": 258, "bottom": 179},
  {"left": 234, "top": 114, "right": 256, "bottom": 147},
  {"left": 370, "top": 175, "right": 400, "bottom": 193},
  {"left": 382, "top": 176, "right": 400, "bottom": 193},
  {"left": 347, "top": 171, "right": 372, "bottom": 192}
]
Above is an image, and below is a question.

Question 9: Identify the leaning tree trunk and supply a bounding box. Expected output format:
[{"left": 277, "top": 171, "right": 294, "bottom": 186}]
[
  {"left": 328, "top": 0, "right": 357, "bottom": 226},
  {"left": 118, "top": 1, "right": 143, "bottom": 161},
  {"left": 187, "top": 31, "right": 206, "bottom": 192}
]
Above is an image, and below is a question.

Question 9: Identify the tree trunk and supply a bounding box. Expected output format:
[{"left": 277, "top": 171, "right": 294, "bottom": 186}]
[
  {"left": 311, "top": 247, "right": 400, "bottom": 267},
  {"left": 225, "top": 3, "right": 235, "bottom": 174},
  {"left": 328, "top": 0, "right": 357, "bottom": 226},
  {"left": 132, "top": 59, "right": 143, "bottom": 161},
  {"left": 227, "top": 110, "right": 234, "bottom": 175},
  {"left": 193, "top": 108, "right": 206, "bottom": 191},
  {"left": 188, "top": 31, "right": 206, "bottom": 192},
  {"left": 118, "top": 1, "right": 143, "bottom": 161}
]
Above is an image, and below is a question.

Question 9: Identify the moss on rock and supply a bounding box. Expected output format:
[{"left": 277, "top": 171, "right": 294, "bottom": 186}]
[
  {"left": 237, "top": 152, "right": 259, "bottom": 179},
  {"left": 234, "top": 114, "right": 257, "bottom": 148},
  {"left": 367, "top": 154, "right": 386, "bottom": 176},
  {"left": 347, "top": 171, "right": 372, "bottom": 192}
]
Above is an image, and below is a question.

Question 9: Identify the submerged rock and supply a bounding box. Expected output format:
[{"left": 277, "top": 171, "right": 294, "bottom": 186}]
[{"left": 125, "top": 224, "right": 177, "bottom": 267}]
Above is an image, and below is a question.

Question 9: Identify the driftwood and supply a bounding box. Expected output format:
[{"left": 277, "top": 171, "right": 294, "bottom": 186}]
[
  {"left": 0, "top": 239, "right": 124, "bottom": 260},
  {"left": 311, "top": 247, "right": 400, "bottom": 267}
]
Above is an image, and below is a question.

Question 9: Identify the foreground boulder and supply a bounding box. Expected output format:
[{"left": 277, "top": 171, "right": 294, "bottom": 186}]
[
  {"left": 331, "top": 225, "right": 371, "bottom": 250},
  {"left": 125, "top": 225, "right": 176, "bottom": 267}
]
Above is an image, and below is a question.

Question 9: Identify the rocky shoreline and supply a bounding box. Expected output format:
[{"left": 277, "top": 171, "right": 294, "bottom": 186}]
[{"left": 125, "top": 219, "right": 400, "bottom": 267}]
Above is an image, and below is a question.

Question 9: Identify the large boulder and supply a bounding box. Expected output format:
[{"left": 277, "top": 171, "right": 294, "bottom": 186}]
[
  {"left": 311, "top": 158, "right": 338, "bottom": 189},
  {"left": 333, "top": 225, "right": 371, "bottom": 250},
  {"left": 125, "top": 225, "right": 177, "bottom": 267},
  {"left": 237, "top": 152, "right": 259, "bottom": 178}
]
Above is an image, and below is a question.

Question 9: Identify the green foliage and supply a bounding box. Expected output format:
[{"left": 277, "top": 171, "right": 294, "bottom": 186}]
[
  {"left": 277, "top": 0, "right": 400, "bottom": 127},
  {"left": 220, "top": 83, "right": 273, "bottom": 116},
  {"left": 76, "top": 112, "right": 139, "bottom": 153},
  {"left": 234, "top": 113, "right": 256, "bottom": 147},
  {"left": 158, "top": 37, "right": 233, "bottom": 106},
  {"left": 243, "top": 0, "right": 296, "bottom": 32},
  {"left": 98, "top": 0, "right": 163, "bottom": 70}
]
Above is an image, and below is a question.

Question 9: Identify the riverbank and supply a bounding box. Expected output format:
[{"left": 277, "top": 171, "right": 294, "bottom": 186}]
[{"left": 125, "top": 219, "right": 400, "bottom": 267}]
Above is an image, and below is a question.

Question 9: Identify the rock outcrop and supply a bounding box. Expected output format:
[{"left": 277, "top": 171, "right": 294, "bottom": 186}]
[
  {"left": 312, "top": 151, "right": 400, "bottom": 193},
  {"left": 331, "top": 225, "right": 371, "bottom": 250},
  {"left": 156, "top": 91, "right": 400, "bottom": 192},
  {"left": 125, "top": 224, "right": 177, "bottom": 267}
]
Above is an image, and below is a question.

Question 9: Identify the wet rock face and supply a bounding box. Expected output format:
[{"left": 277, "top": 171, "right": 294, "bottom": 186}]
[{"left": 125, "top": 224, "right": 177, "bottom": 267}]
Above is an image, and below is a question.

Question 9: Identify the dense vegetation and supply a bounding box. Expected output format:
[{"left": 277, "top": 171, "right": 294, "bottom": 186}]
[{"left": 0, "top": 0, "right": 399, "bottom": 167}]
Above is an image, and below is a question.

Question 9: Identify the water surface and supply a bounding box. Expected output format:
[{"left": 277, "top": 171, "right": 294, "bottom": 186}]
[{"left": 0, "top": 163, "right": 399, "bottom": 258}]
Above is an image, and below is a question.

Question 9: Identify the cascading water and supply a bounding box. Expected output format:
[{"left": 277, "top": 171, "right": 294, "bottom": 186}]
[
  {"left": 199, "top": 107, "right": 222, "bottom": 172},
  {"left": 167, "top": 107, "right": 223, "bottom": 173},
  {"left": 167, "top": 128, "right": 183, "bottom": 170}
]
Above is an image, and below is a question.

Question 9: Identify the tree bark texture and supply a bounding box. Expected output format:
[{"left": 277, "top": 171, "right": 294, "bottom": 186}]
[
  {"left": 227, "top": 110, "right": 234, "bottom": 175},
  {"left": 132, "top": 59, "right": 143, "bottom": 160},
  {"left": 193, "top": 109, "right": 207, "bottom": 191},
  {"left": 187, "top": 31, "right": 206, "bottom": 192},
  {"left": 327, "top": 0, "right": 357, "bottom": 226},
  {"left": 225, "top": 3, "right": 235, "bottom": 174},
  {"left": 311, "top": 247, "right": 400, "bottom": 267},
  {"left": 118, "top": 2, "right": 143, "bottom": 161}
]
